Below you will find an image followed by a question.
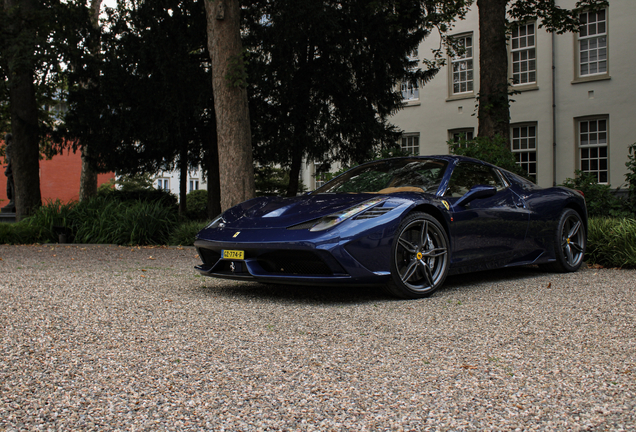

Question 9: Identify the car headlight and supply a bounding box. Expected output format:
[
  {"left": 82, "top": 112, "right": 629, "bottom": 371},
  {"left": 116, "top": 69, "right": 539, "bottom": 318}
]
[
  {"left": 309, "top": 197, "right": 387, "bottom": 232},
  {"left": 206, "top": 215, "right": 226, "bottom": 229}
]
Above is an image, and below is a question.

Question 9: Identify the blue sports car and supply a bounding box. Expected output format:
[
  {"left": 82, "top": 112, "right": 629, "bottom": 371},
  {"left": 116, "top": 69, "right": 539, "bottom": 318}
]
[{"left": 194, "top": 156, "right": 587, "bottom": 298}]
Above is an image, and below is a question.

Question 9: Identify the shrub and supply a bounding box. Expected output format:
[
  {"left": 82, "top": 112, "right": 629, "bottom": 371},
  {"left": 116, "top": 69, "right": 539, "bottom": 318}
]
[
  {"left": 185, "top": 189, "right": 208, "bottom": 220},
  {"left": 561, "top": 170, "right": 631, "bottom": 218},
  {"left": 98, "top": 187, "right": 178, "bottom": 207},
  {"left": 71, "top": 196, "right": 178, "bottom": 245},
  {"left": 22, "top": 199, "right": 76, "bottom": 243},
  {"left": 586, "top": 217, "right": 636, "bottom": 268},
  {"left": 0, "top": 222, "right": 43, "bottom": 245},
  {"left": 169, "top": 220, "right": 208, "bottom": 246}
]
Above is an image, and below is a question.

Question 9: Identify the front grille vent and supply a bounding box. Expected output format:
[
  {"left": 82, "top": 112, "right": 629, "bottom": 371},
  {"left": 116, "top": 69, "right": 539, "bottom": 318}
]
[
  {"left": 355, "top": 206, "right": 395, "bottom": 220},
  {"left": 258, "top": 251, "right": 332, "bottom": 275},
  {"left": 198, "top": 248, "right": 221, "bottom": 266}
]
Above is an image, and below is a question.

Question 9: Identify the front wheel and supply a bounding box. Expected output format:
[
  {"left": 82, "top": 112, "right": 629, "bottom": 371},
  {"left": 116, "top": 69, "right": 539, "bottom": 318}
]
[
  {"left": 540, "top": 208, "right": 586, "bottom": 272},
  {"left": 384, "top": 212, "right": 449, "bottom": 299}
]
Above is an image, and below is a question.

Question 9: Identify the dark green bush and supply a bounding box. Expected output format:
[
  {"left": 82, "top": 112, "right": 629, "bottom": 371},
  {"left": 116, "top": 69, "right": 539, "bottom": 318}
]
[
  {"left": 22, "top": 199, "right": 76, "bottom": 243},
  {"left": 586, "top": 217, "right": 636, "bottom": 268},
  {"left": 561, "top": 170, "right": 631, "bottom": 218},
  {"left": 186, "top": 189, "right": 208, "bottom": 220},
  {"left": 169, "top": 220, "right": 208, "bottom": 246},
  {"left": 0, "top": 222, "right": 43, "bottom": 245},
  {"left": 98, "top": 187, "right": 178, "bottom": 207},
  {"left": 71, "top": 196, "right": 178, "bottom": 245},
  {"left": 11, "top": 195, "right": 178, "bottom": 245}
]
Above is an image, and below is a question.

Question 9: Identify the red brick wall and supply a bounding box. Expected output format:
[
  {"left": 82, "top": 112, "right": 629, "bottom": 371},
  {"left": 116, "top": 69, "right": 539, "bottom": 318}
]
[{"left": 0, "top": 149, "right": 115, "bottom": 206}]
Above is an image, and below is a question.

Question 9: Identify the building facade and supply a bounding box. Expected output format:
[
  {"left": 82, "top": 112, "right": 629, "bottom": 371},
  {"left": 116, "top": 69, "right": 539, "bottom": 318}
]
[
  {"left": 0, "top": 149, "right": 114, "bottom": 206},
  {"left": 301, "top": 0, "right": 634, "bottom": 190},
  {"left": 153, "top": 168, "right": 207, "bottom": 199},
  {"left": 391, "top": 0, "right": 633, "bottom": 189}
]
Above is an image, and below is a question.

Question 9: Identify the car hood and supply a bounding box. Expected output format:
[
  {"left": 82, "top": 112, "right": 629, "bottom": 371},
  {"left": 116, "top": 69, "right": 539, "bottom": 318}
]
[{"left": 218, "top": 193, "right": 399, "bottom": 229}]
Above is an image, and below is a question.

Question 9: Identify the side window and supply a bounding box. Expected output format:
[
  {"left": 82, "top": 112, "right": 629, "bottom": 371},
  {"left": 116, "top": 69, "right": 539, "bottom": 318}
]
[{"left": 445, "top": 162, "right": 506, "bottom": 198}]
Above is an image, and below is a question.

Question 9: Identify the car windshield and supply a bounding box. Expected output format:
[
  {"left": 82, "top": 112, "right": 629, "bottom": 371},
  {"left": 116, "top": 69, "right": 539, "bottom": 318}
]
[{"left": 313, "top": 158, "right": 448, "bottom": 195}]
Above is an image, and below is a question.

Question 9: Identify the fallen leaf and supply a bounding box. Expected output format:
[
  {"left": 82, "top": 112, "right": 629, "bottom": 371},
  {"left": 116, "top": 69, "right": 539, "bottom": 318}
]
[
  {"left": 148, "top": 256, "right": 156, "bottom": 260},
  {"left": 141, "top": 269, "right": 146, "bottom": 272},
  {"left": 514, "top": 404, "right": 523, "bottom": 410},
  {"left": 547, "top": 282, "right": 551, "bottom": 288},
  {"left": 461, "top": 364, "right": 477, "bottom": 370}
]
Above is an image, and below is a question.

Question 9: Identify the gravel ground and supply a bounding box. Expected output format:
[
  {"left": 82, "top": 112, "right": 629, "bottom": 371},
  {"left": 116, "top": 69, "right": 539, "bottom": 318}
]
[{"left": 0, "top": 244, "right": 634, "bottom": 431}]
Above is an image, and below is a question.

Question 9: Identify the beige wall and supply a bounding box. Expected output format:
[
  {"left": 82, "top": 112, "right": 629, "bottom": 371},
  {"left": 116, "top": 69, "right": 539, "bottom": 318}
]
[{"left": 389, "top": 0, "right": 635, "bottom": 188}]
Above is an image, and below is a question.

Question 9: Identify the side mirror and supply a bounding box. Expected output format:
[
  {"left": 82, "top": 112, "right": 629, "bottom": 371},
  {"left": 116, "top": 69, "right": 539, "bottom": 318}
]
[{"left": 454, "top": 184, "right": 497, "bottom": 207}]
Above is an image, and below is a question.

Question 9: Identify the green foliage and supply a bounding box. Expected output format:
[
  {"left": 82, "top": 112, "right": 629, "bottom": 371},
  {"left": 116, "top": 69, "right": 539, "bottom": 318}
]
[
  {"left": 64, "top": 0, "right": 212, "bottom": 179},
  {"left": 225, "top": 49, "right": 250, "bottom": 89},
  {"left": 169, "top": 220, "right": 208, "bottom": 246},
  {"left": 0, "top": 222, "right": 43, "bottom": 245},
  {"left": 70, "top": 197, "right": 178, "bottom": 245},
  {"left": 22, "top": 199, "right": 76, "bottom": 243},
  {"left": 447, "top": 134, "right": 530, "bottom": 178},
  {"left": 112, "top": 173, "right": 155, "bottom": 192},
  {"left": 586, "top": 217, "right": 636, "bottom": 269},
  {"left": 9, "top": 194, "right": 179, "bottom": 245},
  {"left": 185, "top": 189, "right": 208, "bottom": 220},
  {"left": 255, "top": 166, "right": 299, "bottom": 196},
  {"left": 97, "top": 175, "right": 178, "bottom": 208},
  {"left": 561, "top": 170, "right": 632, "bottom": 218},
  {"left": 245, "top": 0, "right": 466, "bottom": 195}
]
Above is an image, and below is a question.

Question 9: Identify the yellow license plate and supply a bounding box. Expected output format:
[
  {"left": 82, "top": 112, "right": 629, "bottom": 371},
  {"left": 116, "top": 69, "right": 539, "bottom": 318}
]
[{"left": 222, "top": 249, "right": 244, "bottom": 260}]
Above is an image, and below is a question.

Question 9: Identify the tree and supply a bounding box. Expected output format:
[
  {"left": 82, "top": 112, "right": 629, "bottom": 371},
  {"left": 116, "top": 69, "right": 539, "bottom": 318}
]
[
  {"left": 0, "top": 0, "right": 89, "bottom": 220},
  {"left": 475, "top": 0, "right": 608, "bottom": 141},
  {"left": 65, "top": 0, "right": 219, "bottom": 216},
  {"left": 243, "top": 0, "right": 464, "bottom": 196},
  {"left": 204, "top": 0, "right": 255, "bottom": 210},
  {"left": 1, "top": 0, "right": 43, "bottom": 220},
  {"left": 78, "top": 0, "right": 102, "bottom": 202}
]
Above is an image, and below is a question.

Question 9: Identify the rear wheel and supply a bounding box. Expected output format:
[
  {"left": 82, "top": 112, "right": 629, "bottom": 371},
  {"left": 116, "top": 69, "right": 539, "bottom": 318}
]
[
  {"left": 540, "top": 208, "right": 586, "bottom": 272},
  {"left": 384, "top": 212, "right": 449, "bottom": 299}
]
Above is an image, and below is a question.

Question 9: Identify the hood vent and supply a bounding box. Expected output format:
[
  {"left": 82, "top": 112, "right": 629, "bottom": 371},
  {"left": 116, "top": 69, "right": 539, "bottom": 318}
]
[
  {"left": 354, "top": 206, "right": 395, "bottom": 220},
  {"left": 287, "top": 218, "right": 321, "bottom": 230}
]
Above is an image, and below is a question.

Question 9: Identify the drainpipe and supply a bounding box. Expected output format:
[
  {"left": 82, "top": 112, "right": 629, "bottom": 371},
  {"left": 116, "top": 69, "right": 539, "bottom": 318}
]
[{"left": 552, "top": 31, "right": 557, "bottom": 186}]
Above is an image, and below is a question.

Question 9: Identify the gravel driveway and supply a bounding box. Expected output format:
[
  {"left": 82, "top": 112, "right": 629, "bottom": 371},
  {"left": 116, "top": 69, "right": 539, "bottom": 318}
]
[{"left": 1, "top": 244, "right": 634, "bottom": 431}]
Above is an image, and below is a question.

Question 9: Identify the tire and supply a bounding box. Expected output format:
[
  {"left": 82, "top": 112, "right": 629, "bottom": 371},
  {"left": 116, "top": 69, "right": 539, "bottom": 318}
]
[
  {"left": 384, "top": 212, "right": 450, "bottom": 299},
  {"left": 540, "top": 208, "right": 586, "bottom": 273}
]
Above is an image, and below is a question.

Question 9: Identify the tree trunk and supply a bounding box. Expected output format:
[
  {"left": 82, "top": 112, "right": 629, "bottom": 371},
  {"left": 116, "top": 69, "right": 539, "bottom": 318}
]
[
  {"left": 204, "top": 116, "right": 222, "bottom": 219},
  {"left": 4, "top": 0, "right": 42, "bottom": 220},
  {"left": 79, "top": 0, "right": 102, "bottom": 201},
  {"left": 477, "top": 0, "right": 510, "bottom": 144},
  {"left": 178, "top": 142, "right": 188, "bottom": 216},
  {"left": 285, "top": 145, "right": 303, "bottom": 197},
  {"left": 79, "top": 147, "right": 98, "bottom": 201},
  {"left": 204, "top": 0, "right": 255, "bottom": 211}
]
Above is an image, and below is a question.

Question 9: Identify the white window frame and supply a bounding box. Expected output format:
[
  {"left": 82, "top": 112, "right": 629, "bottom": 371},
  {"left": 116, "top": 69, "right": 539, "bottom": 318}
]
[
  {"left": 577, "top": 9, "right": 608, "bottom": 79},
  {"left": 577, "top": 117, "right": 609, "bottom": 184},
  {"left": 156, "top": 178, "right": 169, "bottom": 190},
  {"left": 189, "top": 179, "right": 199, "bottom": 192},
  {"left": 511, "top": 22, "right": 536, "bottom": 86},
  {"left": 400, "top": 133, "right": 420, "bottom": 156},
  {"left": 511, "top": 123, "right": 538, "bottom": 181},
  {"left": 449, "top": 128, "right": 474, "bottom": 149},
  {"left": 450, "top": 35, "right": 474, "bottom": 96},
  {"left": 400, "top": 80, "right": 419, "bottom": 102}
]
